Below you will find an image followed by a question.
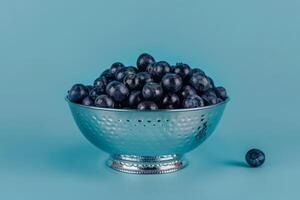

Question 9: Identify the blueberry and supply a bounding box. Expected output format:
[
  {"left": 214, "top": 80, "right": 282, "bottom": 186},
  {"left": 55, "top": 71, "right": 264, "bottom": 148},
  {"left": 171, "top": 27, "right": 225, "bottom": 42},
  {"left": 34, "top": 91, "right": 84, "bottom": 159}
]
[
  {"left": 68, "top": 84, "right": 89, "bottom": 103},
  {"left": 106, "top": 81, "right": 129, "bottom": 102},
  {"left": 173, "top": 63, "right": 191, "bottom": 80},
  {"left": 201, "top": 94, "right": 219, "bottom": 106},
  {"left": 190, "top": 68, "right": 205, "bottom": 76},
  {"left": 202, "top": 88, "right": 217, "bottom": 97},
  {"left": 182, "top": 95, "right": 205, "bottom": 108},
  {"left": 115, "top": 66, "right": 137, "bottom": 81},
  {"left": 147, "top": 61, "right": 172, "bottom": 81},
  {"left": 142, "top": 82, "right": 163, "bottom": 101},
  {"left": 100, "top": 69, "right": 114, "bottom": 82},
  {"left": 162, "top": 93, "right": 180, "bottom": 109},
  {"left": 245, "top": 149, "right": 265, "bottom": 167},
  {"left": 123, "top": 74, "right": 139, "bottom": 90},
  {"left": 135, "top": 72, "right": 153, "bottom": 88},
  {"left": 82, "top": 96, "right": 94, "bottom": 106},
  {"left": 214, "top": 86, "right": 227, "bottom": 100},
  {"left": 207, "top": 76, "right": 215, "bottom": 88},
  {"left": 89, "top": 86, "right": 105, "bottom": 100},
  {"left": 94, "top": 95, "right": 115, "bottom": 108},
  {"left": 110, "top": 62, "right": 124, "bottom": 74},
  {"left": 161, "top": 73, "right": 183, "bottom": 93},
  {"left": 189, "top": 74, "right": 211, "bottom": 92},
  {"left": 94, "top": 77, "right": 107, "bottom": 88},
  {"left": 137, "top": 101, "right": 158, "bottom": 110},
  {"left": 86, "top": 85, "right": 94, "bottom": 92},
  {"left": 180, "top": 85, "right": 197, "bottom": 98},
  {"left": 136, "top": 53, "right": 155, "bottom": 72},
  {"left": 128, "top": 90, "right": 143, "bottom": 108}
]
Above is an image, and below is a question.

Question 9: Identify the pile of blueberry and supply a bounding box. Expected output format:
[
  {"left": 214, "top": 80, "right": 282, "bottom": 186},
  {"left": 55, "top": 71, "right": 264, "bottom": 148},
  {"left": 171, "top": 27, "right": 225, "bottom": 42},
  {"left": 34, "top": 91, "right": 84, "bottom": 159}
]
[{"left": 67, "top": 53, "right": 228, "bottom": 110}]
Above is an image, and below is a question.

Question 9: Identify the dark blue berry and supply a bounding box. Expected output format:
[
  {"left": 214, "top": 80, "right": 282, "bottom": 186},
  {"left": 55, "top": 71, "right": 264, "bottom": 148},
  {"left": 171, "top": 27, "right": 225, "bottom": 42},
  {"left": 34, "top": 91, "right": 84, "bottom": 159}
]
[
  {"left": 110, "top": 62, "right": 124, "bottom": 74},
  {"left": 106, "top": 81, "right": 129, "bottom": 102},
  {"left": 94, "top": 95, "right": 115, "bottom": 108},
  {"left": 147, "top": 61, "right": 172, "bottom": 81},
  {"left": 180, "top": 85, "right": 197, "bottom": 99},
  {"left": 94, "top": 77, "right": 107, "bottom": 88},
  {"left": 89, "top": 86, "right": 105, "bottom": 100},
  {"left": 68, "top": 84, "right": 89, "bottom": 103},
  {"left": 128, "top": 90, "right": 143, "bottom": 108},
  {"left": 100, "top": 69, "right": 114, "bottom": 82},
  {"left": 182, "top": 95, "right": 205, "bottom": 108},
  {"left": 161, "top": 73, "right": 183, "bottom": 93},
  {"left": 162, "top": 93, "right": 180, "bottom": 109},
  {"left": 190, "top": 68, "right": 205, "bottom": 76},
  {"left": 201, "top": 94, "right": 219, "bottom": 106},
  {"left": 215, "top": 86, "right": 227, "bottom": 100},
  {"left": 189, "top": 74, "right": 211, "bottom": 92},
  {"left": 86, "top": 85, "right": 94, "bottom": 92},
  {"left": 137, "top": 101, "right": 158, "bottom": 110},
  {"left": 137, "top": 53, "right": 155, "bottom": 72},
  {"left": 246, "top": 149, "right": 265, "bottom": 167},
  {"left": 173, "top": 63, "right": 191, "bottom": 80},
  {"left": 142, "top": 82, "right": 163, "bottom": 101},
  {"left": 115, "top": 66, "right": 137, "bottom": 81},
  {"left": 82, "top": 96, "right": 94, "bottom": 106},
  {"left": 123, "top": 73, "right": 139, "bottom": 90},
  {"left": 207, "top": 76, "right": 215, "bottom": 88},
  {"left": 202, "top": 88, "right": 217, "bottom": 97},
  {"left": 135, "top": 72, "right": 153, "bottom": 88}
]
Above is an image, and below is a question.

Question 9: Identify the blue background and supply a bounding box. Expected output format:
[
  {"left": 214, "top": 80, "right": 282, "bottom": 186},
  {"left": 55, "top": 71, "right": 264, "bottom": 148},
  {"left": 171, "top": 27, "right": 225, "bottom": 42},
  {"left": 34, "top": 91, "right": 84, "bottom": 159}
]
[{"left": 1, "top": 0, "right": 299, "bottom": 199}]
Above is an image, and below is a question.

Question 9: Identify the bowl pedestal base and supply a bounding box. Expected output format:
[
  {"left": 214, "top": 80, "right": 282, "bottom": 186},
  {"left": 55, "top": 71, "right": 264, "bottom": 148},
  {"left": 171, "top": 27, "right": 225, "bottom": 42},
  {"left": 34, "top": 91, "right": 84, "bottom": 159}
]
[{"left": 107, "top": 154, "right": 187, "bottom": 174}]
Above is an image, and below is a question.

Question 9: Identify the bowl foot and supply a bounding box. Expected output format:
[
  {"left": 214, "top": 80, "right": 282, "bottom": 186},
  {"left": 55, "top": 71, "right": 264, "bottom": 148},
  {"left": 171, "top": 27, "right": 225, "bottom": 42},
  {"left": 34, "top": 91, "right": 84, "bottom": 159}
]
[{"left": 107, "top": 154, "right": 187, "bottom": 174}]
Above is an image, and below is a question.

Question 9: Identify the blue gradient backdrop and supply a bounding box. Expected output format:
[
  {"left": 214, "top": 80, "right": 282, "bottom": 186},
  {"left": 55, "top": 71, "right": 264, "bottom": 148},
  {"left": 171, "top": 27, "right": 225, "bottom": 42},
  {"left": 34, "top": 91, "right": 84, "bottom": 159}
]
[{"left": 0, "top": 0, "right": 299, "bottom": 199}]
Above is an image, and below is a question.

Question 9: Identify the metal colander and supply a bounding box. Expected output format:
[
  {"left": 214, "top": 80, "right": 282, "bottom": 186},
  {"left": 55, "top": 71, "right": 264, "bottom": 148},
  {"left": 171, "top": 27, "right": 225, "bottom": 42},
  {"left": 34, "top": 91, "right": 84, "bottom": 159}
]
[{"left": 66, "top": 97, "right": 229, "bottom": 174}]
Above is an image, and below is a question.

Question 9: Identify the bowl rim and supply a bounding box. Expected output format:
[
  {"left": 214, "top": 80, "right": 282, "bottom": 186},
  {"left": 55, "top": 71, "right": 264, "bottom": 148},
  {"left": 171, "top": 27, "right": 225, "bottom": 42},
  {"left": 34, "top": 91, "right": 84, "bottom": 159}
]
[{"left": 65, "top": 96, "right": 230, "bottom": 113}]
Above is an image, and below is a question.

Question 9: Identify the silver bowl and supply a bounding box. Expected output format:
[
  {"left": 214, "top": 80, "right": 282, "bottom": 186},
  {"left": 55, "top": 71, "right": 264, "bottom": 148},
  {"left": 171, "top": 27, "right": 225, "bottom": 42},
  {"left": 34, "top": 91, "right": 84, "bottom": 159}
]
[{"left": 66, "top": 97, "right": 229, "bottom": 174}]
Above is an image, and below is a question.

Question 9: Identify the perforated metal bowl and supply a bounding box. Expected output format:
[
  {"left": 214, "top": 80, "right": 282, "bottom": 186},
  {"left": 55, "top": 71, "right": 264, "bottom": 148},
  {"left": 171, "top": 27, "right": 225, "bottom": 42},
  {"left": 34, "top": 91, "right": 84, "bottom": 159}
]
[{"left": 66, "top": 97, "right": 229, "bottom": 174}]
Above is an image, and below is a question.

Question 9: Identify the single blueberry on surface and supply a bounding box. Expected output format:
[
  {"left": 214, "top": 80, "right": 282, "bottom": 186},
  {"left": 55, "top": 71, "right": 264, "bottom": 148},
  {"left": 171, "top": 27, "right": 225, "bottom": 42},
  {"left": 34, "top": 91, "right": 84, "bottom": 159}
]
[
  {"left": 180, "top": 85, "right": 197, "bottom": 99},
  {"left": 115, "top": 67, "right": 137, "bottom": 81},
  {"left": 182, "top": 95, "right": 205, "bottom": 108},
  {"left": 94, "top": 95, "right": 115, "bottom": 108},
  {"left": 110, "top": 62, "right": 125, "bottom": 74},
  {"left": 137, "top": 101, "right": 158, "bottom": 110},
  {"left": 123, "top": 74, "right": 139, "bottom": 90},
  {"left": 189, "top": 74, "right": 211, "bottom": 92},
  {"left": 173, "top": 63, "right": 191, "bottom": 80},
  {"left": 245, "top": 149, "right": 265, "bottom": 167},
  {"left": 128, "top": 90, "right": 143, "bottom": 108},
  {"left": 106, "top": 81, "right": 129, "bottom": 102},
  {"left": 148, "top": 61, "right": 172, "bottom": 81},
  {"left": 68, "top": 84, "right": 89, "bottom": 103},
  {"left": 136, "top": 53, "right": 155, "bottom": 72},
  {"left": 162, "top": 93, "right": 180, "bottom": 109},
  {"left": 161, "top": 73, "right": 183, "bottom": 93},
  {"left": 215, "top": 86, "right": 227, "bottom": 100},
  {"left": 89, "top": 86, "right": 105, "bottom": 100},
  {"left": 82, "top": 96, "right": 94, "bottom": 106},
  {"left": 142, "top": 82, "right": 164, "bottom": 101}
]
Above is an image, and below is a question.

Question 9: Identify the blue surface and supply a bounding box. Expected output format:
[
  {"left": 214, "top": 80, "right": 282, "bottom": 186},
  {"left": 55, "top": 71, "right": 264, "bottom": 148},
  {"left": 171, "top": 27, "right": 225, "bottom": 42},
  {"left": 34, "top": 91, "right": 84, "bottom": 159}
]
[{"left": 1, "top": 0, "right": 300, "bottom": 199}]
